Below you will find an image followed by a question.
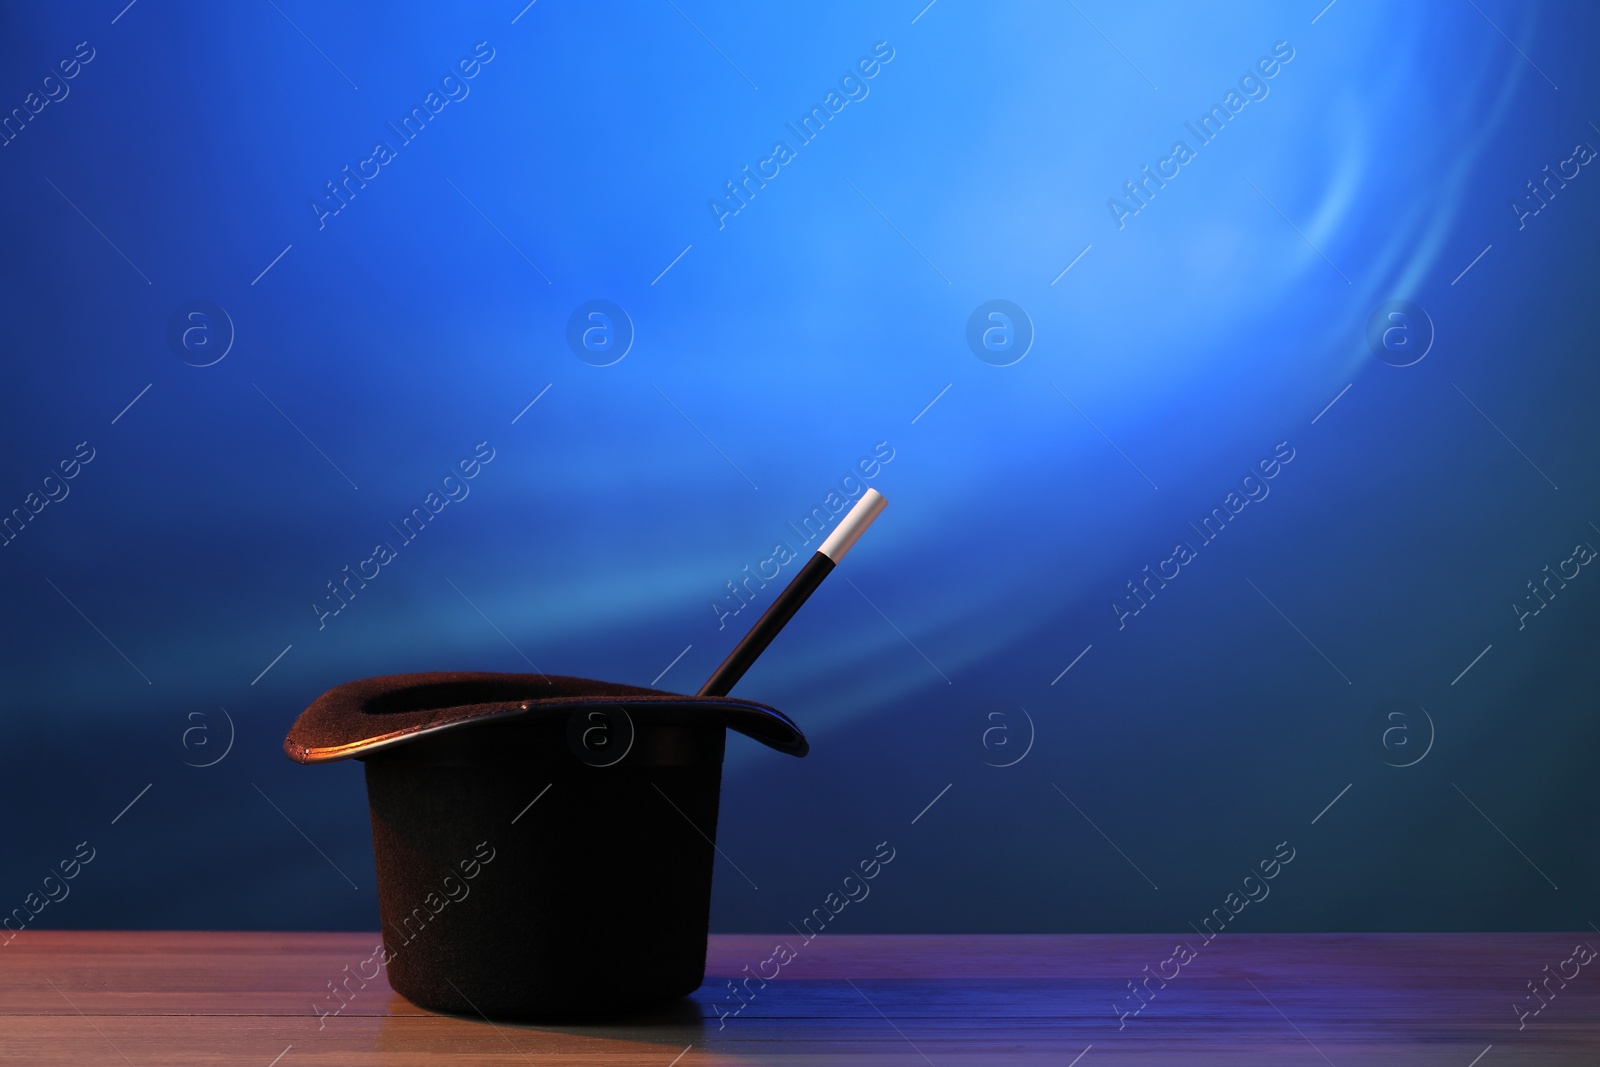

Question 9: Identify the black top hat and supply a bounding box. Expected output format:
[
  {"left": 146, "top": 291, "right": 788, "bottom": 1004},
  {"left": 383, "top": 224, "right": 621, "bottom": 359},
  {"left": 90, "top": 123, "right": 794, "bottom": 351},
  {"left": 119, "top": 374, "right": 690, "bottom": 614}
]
[{"left": 283, "top": 671, "right": 806, "bottom": 1019}]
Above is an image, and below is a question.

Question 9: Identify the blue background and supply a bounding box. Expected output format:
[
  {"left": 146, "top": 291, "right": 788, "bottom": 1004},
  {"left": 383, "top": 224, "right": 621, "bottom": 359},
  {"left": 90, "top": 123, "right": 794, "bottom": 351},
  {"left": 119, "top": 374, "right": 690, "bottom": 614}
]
[{"left": 2, "top": 0, "right": 1597, "bottom": 936}]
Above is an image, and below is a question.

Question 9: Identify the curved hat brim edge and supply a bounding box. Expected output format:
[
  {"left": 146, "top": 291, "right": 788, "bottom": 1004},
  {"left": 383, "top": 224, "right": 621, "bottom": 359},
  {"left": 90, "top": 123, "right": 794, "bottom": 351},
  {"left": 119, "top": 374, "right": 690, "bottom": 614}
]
[{"left": 283, "top": 673, "right": 809, "bottom": 764}]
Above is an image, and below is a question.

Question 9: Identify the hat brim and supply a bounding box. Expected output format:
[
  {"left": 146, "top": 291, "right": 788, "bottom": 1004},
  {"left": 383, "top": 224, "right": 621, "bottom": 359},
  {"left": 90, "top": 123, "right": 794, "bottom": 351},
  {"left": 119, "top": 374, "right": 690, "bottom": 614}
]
[{"left": 283, "top": 671, "right": 808, "bottom": 763}]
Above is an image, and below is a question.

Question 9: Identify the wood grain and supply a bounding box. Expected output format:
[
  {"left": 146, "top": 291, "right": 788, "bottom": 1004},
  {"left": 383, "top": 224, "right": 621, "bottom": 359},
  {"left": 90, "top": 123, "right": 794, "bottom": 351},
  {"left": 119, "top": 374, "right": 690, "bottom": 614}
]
[{"left": 1, "top": 931, "right": 1596, "bottom": 1064}]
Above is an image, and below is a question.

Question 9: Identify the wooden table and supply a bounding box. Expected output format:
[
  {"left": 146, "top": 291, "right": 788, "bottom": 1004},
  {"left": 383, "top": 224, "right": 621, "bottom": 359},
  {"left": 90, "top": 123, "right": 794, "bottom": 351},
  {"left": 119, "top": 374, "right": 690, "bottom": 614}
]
[{"left": 3, "top": 931, "right": 1597, "bottom": 1064}]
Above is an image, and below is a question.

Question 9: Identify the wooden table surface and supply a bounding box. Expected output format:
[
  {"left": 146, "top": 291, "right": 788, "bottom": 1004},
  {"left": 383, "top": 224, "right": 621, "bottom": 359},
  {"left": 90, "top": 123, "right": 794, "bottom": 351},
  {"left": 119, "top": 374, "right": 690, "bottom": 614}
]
[{"left": 3, "top": 931, "right": 1597, "bottom": 1064}]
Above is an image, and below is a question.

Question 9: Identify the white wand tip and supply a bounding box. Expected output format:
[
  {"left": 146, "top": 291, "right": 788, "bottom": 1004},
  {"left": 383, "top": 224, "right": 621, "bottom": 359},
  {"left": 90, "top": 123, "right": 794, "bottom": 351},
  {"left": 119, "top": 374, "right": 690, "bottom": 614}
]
[{"left": 818, "top": 488, "right": 888, "bottom": 563}]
